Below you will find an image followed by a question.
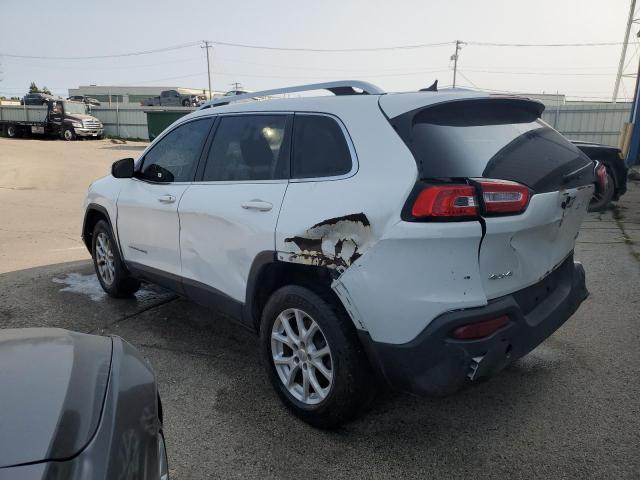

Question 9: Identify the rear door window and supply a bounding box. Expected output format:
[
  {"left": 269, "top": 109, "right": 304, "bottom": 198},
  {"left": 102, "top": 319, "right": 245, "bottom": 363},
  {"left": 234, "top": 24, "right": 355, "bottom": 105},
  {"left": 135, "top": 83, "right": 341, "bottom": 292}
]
[
  {"left": 390, "top": 99, "right": 593, "bottom": 192},
  {"left": 292, "top": 114, "right": 352, "bottom": 179},
  {"left": 139, "top": 118, "right": 212, "bottom": 183},
  {"left": 202, "top": 114, "right": 290, "bottom": 181}
]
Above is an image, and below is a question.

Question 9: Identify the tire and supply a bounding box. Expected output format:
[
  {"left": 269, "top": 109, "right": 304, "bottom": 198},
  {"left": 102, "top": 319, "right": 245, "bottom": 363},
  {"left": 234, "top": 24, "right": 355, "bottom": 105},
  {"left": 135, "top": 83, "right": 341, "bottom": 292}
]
[
  {"left": 63, "top": 127, "right": 76, "bottom": 141},
  {"left": 588, "top": 167, "right": 615, "bottom": 212},
  {"left": 158, "top": 430, "right": 169, "bottom": 480},
  {"left": 6, "top": 125, "right": 19, "bottom": 138},
  {"left": 260, "top": 285, "right": 375, "bottom": 428},
  {"left": 91, "top": 220, "right": 140, "bottom": 297}
]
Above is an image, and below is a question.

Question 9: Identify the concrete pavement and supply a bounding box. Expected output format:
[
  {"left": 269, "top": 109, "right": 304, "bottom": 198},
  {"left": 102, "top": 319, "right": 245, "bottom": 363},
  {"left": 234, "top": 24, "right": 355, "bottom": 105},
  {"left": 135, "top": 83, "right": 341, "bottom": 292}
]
[{"left": 1, "top": 185, "right": 638, "bottom": 479}]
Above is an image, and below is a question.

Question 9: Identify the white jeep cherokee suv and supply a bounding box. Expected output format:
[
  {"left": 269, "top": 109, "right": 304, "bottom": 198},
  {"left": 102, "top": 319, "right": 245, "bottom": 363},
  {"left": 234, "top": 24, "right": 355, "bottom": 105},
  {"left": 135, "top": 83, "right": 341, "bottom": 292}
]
[{"left": 83, "top": 81, "right": 594, "bottom": 427}]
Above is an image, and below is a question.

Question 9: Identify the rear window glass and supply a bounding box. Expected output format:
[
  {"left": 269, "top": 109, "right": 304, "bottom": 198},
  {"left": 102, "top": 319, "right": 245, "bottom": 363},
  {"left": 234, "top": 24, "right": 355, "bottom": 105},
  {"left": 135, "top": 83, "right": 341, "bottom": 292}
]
[
  {"left": 292, "top": 115, "right": 352, "bottom": 178},
  {"left": 392, "top": 100, "right": 592, "bottom": 192}
]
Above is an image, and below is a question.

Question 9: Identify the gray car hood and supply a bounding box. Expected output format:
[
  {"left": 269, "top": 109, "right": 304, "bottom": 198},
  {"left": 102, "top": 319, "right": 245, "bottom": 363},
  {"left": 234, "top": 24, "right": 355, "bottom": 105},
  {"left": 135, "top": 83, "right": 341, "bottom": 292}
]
[{"left": 0, "top": 328, "right": 112, "bottom": 468}]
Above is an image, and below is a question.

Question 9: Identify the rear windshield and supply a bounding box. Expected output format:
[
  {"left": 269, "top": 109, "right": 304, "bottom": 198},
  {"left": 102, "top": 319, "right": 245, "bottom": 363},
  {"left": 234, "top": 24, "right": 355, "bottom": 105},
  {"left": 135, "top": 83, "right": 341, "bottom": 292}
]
[{"left": 390, "top": 99, "right": 593, "bottom": 192}]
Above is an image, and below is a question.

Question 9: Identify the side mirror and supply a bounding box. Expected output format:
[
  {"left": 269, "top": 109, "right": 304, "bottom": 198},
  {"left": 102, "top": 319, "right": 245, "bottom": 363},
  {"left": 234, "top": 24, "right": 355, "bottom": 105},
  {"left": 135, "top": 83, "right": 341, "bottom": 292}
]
[{"left": 112, "top": 158, "right": 135, "bottom": 178}]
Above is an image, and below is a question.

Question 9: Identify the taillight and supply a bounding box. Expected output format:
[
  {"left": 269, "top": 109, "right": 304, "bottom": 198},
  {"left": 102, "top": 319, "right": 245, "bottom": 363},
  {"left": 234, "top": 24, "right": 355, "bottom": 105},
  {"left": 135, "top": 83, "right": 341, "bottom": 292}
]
[
  {"left": 451, "top": 315, "right": 510, "bottom": 340},
  {"left": 595, "top": 164, "right": 608, "bottom": 192},
  {"left": 476, "top": 179, "right": 530, "bottom": 214},
  {"left": 411, "top": 185, "right": 478, "bottom": 218}
]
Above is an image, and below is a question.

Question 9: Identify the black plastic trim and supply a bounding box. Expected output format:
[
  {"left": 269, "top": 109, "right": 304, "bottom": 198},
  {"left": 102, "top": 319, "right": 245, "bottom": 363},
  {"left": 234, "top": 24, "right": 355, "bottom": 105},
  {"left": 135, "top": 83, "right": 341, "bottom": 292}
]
[
  {"left": 241, "top": 251, "right": 278, "bottom": 329},
  {"left": 125, "top": 254, "right": 279, "bottom": 331},
  {"left": 126, "top": 261, "right": 185, "bottom": 296},
  {"left": 82, "top": 204, "right": 124, "bottom": 259}
]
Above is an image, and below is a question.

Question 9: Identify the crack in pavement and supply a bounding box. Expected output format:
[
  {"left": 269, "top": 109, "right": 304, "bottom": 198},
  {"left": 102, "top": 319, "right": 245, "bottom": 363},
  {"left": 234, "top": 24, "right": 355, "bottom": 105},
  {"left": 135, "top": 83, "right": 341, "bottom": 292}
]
[
  {"left": 88, "top": 295, "right": 179, "bottom": 335},
  {"left": 136, "top": 342, "right": 226, "bottom": 359},
  {"left": 576, "top": 241, "right": 626, "bottom": 244}
]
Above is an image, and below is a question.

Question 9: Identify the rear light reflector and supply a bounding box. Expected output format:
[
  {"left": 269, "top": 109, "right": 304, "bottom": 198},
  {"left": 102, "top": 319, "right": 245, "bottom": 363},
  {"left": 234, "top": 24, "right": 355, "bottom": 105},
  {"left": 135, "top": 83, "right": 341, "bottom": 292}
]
[
  {"left": 451, "top": 315, "right": 511, "bottom": 340},
  {"left": 411, "top": 185, "right": 478, "bottom": 218},
  {"left": 477, "top": 179, "right": 530, "bottom": 214}
]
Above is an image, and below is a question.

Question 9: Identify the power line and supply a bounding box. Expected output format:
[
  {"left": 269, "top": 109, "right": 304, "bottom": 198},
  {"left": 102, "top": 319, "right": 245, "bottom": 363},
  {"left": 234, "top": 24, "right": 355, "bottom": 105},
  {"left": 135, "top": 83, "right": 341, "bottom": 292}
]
[
  {"left": 462, "top": 68, "right": 617, "bottom": 76},
  {"left": 0, "top": 42, "right": 201, "bottom": 60},
  {"left": 467, "top": 40, "right": 624, "bottom": 47},
  {"left": 0, "top": 38, "right": 625, "bottom": 60},
  {"left": 210, "top": 40, "right": 455, "bottom": 52},
  {"left": 455, "top": 84, "right": 634, "bottom": 100}
]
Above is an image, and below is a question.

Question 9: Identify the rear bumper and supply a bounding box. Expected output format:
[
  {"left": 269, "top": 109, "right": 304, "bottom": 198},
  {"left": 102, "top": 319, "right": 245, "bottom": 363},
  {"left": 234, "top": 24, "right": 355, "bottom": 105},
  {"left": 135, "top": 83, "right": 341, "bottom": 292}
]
[{"left": 359, "top": 255, "right": 588, "bottom": 396}]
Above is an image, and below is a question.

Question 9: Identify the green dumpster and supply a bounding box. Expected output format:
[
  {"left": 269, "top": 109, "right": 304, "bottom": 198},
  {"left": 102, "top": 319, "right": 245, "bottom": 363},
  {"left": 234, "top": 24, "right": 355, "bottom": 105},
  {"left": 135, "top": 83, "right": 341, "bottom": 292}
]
[{"left": 145, "top": 110, "right": 191, "bottom": 140}]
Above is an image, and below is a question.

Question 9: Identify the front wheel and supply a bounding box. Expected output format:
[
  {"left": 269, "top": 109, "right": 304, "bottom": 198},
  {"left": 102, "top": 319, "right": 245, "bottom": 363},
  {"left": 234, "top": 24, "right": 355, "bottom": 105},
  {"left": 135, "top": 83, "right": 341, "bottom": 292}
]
[
  {"left": 92, "top": 220, "right": 140, "bottom": 297},
  {"left": 63, "top": 127, "right": 76, "bottom": 141},
  {"left": 260, "top": 285, "right": 375, "bottom": 428}
]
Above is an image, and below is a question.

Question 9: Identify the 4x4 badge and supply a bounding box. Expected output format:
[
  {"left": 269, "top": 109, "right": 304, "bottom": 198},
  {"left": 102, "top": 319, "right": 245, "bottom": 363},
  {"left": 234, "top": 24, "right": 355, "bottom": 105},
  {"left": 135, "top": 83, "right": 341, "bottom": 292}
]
[{"left": 488, "top": 271, "right": 513, "bottom": 280}]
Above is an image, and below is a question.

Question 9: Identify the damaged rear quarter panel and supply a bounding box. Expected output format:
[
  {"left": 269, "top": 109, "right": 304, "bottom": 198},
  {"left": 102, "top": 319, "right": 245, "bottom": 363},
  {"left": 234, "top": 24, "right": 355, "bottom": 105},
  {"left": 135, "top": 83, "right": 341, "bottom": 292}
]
[{"left": 281, "top": 213, "right": 373, "bottom": 274}]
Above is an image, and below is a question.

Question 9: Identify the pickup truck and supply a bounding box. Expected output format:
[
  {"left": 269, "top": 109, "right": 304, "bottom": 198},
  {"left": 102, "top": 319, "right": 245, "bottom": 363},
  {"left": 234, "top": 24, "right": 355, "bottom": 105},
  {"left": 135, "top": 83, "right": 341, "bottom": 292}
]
[
  {"left": 140, "top": 90, "right": 206, "bottom": 107},
  {"left": 0, "top": 99, "right": 103, "bottom": 140}
]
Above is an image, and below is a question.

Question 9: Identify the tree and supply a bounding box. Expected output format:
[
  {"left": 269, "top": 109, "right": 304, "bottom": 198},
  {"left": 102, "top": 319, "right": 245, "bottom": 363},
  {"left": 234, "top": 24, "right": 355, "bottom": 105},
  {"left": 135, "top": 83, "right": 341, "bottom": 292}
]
[
  {"left": 29, "top": 82, "right": 39, "bottom": 93},
  {"left": 41, "top": 86, "right": 51, "bottom": 95}
]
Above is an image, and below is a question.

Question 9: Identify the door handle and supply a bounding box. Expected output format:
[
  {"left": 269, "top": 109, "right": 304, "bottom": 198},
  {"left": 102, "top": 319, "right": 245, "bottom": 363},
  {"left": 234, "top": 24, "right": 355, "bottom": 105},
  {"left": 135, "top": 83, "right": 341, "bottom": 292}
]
[
  {"left": 241, "top": 200, "right": 273, "bottom": 212},
  {"left": 158, "top": 194, "right": 176, "bottom": 204}
]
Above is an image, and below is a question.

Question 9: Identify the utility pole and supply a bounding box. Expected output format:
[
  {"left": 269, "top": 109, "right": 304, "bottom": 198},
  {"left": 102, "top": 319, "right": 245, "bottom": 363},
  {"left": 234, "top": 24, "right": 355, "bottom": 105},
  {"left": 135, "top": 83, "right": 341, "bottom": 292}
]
[
  {"left": 230, "top": 81, "right": 243, "bottom": 92},
  {"left": 613, "top": 0, "right": 637, "bottom": 103},
  {"left": 451, "top": 40, "right": 463, "bottom": 88},
  {"left": 202, "top": 41, "right": 213, "bottom": 100}
]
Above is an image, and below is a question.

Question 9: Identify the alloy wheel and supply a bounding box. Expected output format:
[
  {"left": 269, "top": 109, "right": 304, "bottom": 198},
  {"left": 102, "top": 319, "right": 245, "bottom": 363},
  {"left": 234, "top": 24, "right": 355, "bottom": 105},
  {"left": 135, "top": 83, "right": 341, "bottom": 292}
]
[
  {"left": 271, "top": 308, "right": 334, "bottom": 405},
  {"left": 95, "top": 232, "right": 116, "bottom": 286}
]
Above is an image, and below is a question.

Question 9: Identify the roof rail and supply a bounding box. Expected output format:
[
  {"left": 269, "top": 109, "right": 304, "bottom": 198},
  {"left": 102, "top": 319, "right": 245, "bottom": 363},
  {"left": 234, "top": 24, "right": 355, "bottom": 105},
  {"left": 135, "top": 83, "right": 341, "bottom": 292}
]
[{"left": 199, "top": 80, "right": 385, "bottom": 109}]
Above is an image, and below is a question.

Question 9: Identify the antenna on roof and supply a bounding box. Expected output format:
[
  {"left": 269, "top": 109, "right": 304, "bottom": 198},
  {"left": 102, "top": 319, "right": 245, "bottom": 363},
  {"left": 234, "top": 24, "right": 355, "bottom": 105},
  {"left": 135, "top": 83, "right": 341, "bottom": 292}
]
[{"left": 420, "top": 80, "right": 438, "bottom": 92}]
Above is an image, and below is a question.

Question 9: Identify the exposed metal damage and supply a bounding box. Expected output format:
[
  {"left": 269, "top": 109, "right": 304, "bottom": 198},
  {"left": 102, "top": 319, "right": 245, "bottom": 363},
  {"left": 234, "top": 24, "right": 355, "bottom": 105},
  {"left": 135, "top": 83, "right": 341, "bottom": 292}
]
[{"left": 282, "top": 213, "right": 373, "bottom": 274}]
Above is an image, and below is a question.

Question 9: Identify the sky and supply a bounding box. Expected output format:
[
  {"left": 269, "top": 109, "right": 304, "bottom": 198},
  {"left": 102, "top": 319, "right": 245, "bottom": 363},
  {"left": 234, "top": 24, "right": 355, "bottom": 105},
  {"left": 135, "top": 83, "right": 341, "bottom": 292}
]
[{"left": 0, "top": 0, "right": 637, "bottom": 101}]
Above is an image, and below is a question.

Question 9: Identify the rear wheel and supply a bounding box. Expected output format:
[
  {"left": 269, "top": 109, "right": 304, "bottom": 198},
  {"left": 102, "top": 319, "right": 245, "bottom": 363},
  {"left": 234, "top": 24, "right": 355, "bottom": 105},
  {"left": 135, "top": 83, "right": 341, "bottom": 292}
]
[
  {"left": 260, "top": 285, "right": 375, "bottom": 428},
  {"left": 92, "top": 220, "right": 140, "bottom": 297},
  {"left": 6, "top": 125, "right": 19, "bottom": 138},
  {"left": 589, "top": 167, "right": 615, "bottom": 212}
]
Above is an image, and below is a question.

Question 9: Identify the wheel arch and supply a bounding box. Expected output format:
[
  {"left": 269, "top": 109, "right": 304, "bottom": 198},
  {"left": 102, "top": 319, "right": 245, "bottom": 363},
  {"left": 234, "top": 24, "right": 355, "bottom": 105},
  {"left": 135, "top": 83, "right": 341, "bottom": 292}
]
[
  {"left": 82, "top": 204, "right": 119, "bottom": 255},
  {"left": 243, "top": 253, "right": 346, "bottom": 333}
]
